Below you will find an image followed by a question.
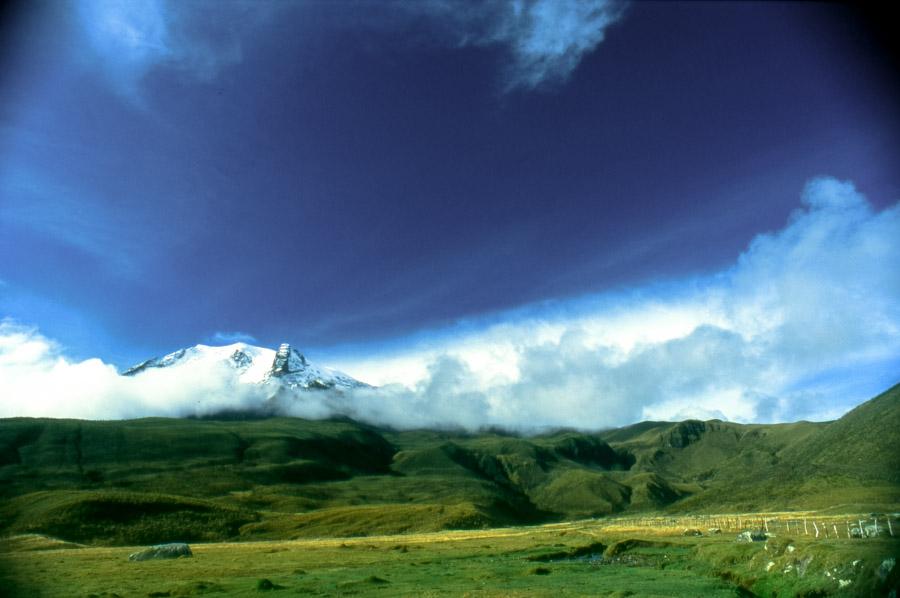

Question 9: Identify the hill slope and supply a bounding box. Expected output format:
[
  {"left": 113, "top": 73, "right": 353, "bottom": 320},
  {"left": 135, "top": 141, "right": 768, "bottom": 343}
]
[
  {"left": 780, "top": 382, "right": 900, "bottom": 481},
  {"left": 0, "top": 383, "right": 897, "bottom": 544}
]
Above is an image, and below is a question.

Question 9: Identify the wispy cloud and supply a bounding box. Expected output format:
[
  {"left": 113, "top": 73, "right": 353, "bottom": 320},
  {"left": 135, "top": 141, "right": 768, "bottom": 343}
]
[
  {"left": 72, "top": 1, "right": 623, "bottom": 98},
  {"left": 74, "top": 0, "right": 274, "bottom": 99},
  {"left": 210, "top": 331, "right": 257, "bottom": 345},
  {"left": 407, "top": 0, "right": 627, "bottom": 91},
  {"left": 0, "top": 170, "right": 142, "bottom": 274},
  {"left": 2, "top": 177, "right": 898, "bottom": 429},
  {"left": 77, "top": 0, "right": 171, "bottom": 96}
]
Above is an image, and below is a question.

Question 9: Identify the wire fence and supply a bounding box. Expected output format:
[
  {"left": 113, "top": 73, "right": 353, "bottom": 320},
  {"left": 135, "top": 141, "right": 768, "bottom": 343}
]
[{"left": 599, "top": 512, "right": 897, "bottom": 539}]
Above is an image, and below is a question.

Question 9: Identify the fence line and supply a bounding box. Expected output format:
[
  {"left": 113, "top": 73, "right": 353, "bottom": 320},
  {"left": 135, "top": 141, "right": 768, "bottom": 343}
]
[{"left": 596, "top": 512, "right": 897, "bottom": 540}]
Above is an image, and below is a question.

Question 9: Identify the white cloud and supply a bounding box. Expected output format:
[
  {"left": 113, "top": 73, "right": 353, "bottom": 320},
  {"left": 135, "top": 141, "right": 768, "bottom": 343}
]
[
  {"left": 497, "top": 0, "right": 626, "bottom": 90},
  {"left": 410, "top": 0, "right": 626, "bottom": 91},
  {"left": 332, "top": 176, "right": 900, "bottom": 428},
  {"left": 0, "top": 320, "right": 267, "bottom": 420},
  {"left": 2, "top": 177, "right": 898, "bottom": 430}
]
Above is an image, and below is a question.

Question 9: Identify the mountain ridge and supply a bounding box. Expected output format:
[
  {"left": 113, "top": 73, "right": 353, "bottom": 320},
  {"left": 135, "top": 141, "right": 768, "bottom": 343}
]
[{"left": 0, "top": 382, "right": 896, "bottom": 545}]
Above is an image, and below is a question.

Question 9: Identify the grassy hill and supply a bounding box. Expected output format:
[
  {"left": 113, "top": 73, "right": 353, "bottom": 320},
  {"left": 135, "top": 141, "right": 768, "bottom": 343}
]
[
  {"left": 592, "top": 383, "right": 900, "bottom": 512},
  {"left": 780, "top": 382, "right": 900, "bottom": 481},
  {"left": 0, "top": 383, "right": 897, "bottom": 545}
]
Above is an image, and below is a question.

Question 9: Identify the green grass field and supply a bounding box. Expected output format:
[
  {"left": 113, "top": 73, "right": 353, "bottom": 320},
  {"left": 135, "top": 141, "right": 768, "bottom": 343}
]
[
  {"left": 0, "top": 384, "right": 897, "bottom": 595},
  {"left": 1, "top": 516, "right": 897, "bottom": 597}
]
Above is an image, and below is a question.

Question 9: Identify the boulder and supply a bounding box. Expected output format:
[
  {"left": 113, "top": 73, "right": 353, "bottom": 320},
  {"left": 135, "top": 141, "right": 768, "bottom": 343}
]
[
  {"left": 877, "top": 557, "right": 896, "bottom": 582},
  {"left": 764, "top": 537, "right": 795, "bottom": 556},
  {"left": 682, "top": 528, "right": 702, "bottom": 536},
  {"left": 736, "top": 530, "right": 767, "bottom": 542},
  {"left": 128, "top": 543, "right": 193, "bottom": 561}
]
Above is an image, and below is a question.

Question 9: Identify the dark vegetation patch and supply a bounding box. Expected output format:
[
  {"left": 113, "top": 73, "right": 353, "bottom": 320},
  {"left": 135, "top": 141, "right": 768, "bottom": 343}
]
[
  {"left": 3, "top": 491, "right": 256, "bottom": 545},
  {"left": 255, "top": 578, "right": 284, "bottom": 591},
  {"left": 169, "top": 581, "right": 225, "bottom": 595},
  {"left": 335, "top": 575, "right": 390, "bottom": 591},
  {"left": 604, "top": 539, "right": 674, "bottom": 558},
  {"left": 527, "top": 541, "right": 609, "bottom": 562},
  {"left": 548, "top": 435, "right": 635, "bottom": 470}
]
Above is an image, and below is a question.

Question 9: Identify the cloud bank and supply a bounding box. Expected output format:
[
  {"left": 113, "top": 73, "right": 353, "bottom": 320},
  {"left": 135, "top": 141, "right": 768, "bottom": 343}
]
[
  {"left": 2, "top": 178, "right": 898, "bottom": 430},
  {"left": 335, "top": 178, "right": 899, "bottom": 429},
  {"left": 0, "top": 320, "right": 269, "bottom": 420}
]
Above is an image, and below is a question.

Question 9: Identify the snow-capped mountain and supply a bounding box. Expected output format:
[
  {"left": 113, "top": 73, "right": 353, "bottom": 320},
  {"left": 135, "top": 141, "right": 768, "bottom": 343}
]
[{"left": 123, "top": 342, "right": 367, "bottom": 391}]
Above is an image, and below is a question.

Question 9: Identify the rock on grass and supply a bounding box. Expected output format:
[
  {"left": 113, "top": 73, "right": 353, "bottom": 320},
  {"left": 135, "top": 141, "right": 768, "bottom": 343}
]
[{"left": 128, "top": 543, "right": 192, "bottom": 561}]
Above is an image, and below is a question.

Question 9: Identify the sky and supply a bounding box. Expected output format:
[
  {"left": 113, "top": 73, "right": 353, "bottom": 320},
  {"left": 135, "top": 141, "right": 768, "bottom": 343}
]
[{"left": 1, "top": 1, "right": 899, "bottom": 429}]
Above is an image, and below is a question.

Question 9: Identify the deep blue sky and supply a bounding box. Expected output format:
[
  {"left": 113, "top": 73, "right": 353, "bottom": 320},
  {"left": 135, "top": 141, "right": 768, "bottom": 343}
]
[{"left": 1, "top": 0, "right": 898, "bottom": 369}]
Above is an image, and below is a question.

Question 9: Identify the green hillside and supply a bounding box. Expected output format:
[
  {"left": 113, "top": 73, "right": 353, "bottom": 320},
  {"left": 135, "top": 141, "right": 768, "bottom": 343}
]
[
  {"left": 780, "top": 382, "right": 900, "bottom": 481},
  {"left": 0, "top": 383, "right": 897, "bottom": 545}
]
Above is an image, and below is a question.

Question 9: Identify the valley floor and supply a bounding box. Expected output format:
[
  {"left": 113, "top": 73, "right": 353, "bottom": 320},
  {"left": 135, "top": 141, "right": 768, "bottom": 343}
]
[{"left": 2, "top": 515, "right": 897, "bottom": 597}]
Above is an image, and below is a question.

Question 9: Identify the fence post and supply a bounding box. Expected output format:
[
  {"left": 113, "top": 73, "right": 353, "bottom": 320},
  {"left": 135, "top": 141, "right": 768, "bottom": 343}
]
[
  {"left": 813, "top": 521, "right": 819, "bottom": 538},
  {"left": 888, "top": 518, "right": 894, "bottom": 537},
  {"left": 804, "top": 519, "right": 808, "bottom": 535}
]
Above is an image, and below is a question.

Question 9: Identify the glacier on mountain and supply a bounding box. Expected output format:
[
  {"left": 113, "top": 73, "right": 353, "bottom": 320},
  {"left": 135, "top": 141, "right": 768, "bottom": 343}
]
[{"left": 123, "top": 342, "right": 367, "bottom": 392}]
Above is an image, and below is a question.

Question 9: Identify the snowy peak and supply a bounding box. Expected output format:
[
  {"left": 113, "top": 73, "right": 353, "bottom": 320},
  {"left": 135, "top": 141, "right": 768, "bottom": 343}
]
[
  {"left": 123, "top": 348, "right": 188, "bottom": 376},
  {"left": 122, "top": 342, "right": 367, "bottom": 391},
  {"left": 230, "top": 347, "right": 254, "bottom": 370},
  {"left": 263, "top": 343, "right": 364, "bottom": 390},
  {"left": 122, "top": 343, "right": 265, "bottom": 378}
]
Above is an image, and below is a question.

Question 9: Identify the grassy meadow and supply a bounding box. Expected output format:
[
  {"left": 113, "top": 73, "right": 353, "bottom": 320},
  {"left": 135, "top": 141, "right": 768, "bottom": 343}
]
[
  {"left": 0, "top": 383, "right": 898, "bottom": 595},
  {"left": 2, "top": 515, "right": 898, "bottom": 597}
]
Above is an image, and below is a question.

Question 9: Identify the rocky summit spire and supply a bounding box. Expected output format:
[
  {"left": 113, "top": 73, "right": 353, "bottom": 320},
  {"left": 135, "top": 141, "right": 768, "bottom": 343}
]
[{"left": 270, "top": 343, "right": 308, "bottom": 376}]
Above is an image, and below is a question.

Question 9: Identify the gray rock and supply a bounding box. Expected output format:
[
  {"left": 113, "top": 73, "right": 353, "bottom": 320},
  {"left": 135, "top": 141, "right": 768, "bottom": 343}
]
[
  {"left": 736, "top": 530, "right": 767, "bottom": 542},
  {"left": 879, "top": 557, "right": 896, "bottom": 582},
  {"left": 128, "top": 542, "right": 193, "bottom": 561},
  {"left": 796, "top": 555, "right": 813, "bottom": 577}
]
